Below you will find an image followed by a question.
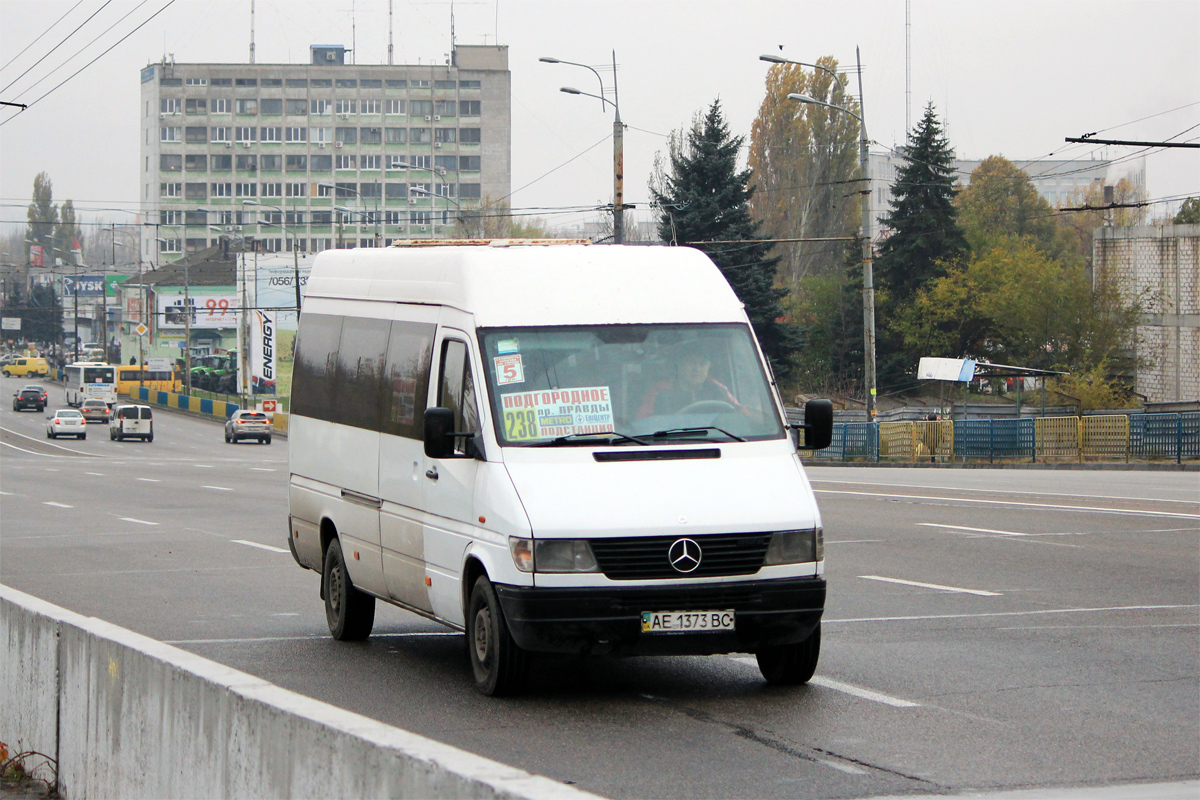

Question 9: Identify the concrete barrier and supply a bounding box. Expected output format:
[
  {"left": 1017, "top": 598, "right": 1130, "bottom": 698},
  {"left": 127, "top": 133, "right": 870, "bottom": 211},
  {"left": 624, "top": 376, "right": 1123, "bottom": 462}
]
[{"left": 1, "top": 584, "right": 600, "bottom": 799}]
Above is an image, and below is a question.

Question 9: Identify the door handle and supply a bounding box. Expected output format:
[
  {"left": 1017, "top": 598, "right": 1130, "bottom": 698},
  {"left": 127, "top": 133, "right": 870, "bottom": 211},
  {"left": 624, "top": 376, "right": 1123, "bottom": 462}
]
[{"left": 425, "top": 466, "right": 439, "bottom": 480}]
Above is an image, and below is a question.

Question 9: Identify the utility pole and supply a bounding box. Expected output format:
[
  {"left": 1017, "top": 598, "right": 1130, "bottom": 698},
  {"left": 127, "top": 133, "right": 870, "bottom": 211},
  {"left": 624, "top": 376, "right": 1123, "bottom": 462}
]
[{"left": 611, "top": 50, "right": 624, "bottom": 244}]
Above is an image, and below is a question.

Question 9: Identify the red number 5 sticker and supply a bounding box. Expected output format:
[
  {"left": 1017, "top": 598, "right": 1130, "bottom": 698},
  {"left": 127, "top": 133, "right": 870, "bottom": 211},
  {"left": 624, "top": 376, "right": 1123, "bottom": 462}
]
[{"left": 494, "top": 354, "right": 524, "bottom": 385}]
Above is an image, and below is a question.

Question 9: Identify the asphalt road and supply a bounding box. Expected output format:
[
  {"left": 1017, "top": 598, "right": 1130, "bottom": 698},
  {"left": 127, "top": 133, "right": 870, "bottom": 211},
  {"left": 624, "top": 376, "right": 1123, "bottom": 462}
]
[{"left": 2, "top": 373, "right": 1197, "bottom": 799}]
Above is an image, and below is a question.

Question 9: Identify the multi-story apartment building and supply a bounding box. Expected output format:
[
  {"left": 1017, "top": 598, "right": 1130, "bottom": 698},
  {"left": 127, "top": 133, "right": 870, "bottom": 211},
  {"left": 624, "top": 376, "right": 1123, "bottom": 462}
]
[{"left": 139, "top": 44, "right": 510, "bottom": 264}]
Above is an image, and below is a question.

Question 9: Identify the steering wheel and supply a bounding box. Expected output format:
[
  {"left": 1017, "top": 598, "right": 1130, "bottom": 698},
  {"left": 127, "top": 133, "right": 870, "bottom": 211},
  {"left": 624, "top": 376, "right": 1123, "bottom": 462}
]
[{"left": 678, "top": 400, "right": 736, "bottom": 414}]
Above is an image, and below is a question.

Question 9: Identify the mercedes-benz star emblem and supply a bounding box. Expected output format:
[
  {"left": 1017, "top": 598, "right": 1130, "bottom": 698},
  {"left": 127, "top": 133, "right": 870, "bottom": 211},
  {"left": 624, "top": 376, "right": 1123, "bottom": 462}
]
[{"left": 668, "top": 538, "right": 702, "bottom": 573}]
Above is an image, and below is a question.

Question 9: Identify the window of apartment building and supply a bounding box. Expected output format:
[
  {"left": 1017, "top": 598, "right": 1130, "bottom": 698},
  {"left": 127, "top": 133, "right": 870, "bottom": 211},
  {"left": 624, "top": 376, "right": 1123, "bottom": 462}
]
[
  {"left": 260, "top": 154, "right": 281, "bottom": 170},
  {"left": 211, "top": 98, "right": 231, "bottom": 114},
  {"left": 160, "top": 126, "right": 181, "bottom": 142},
  {"left": 260, "top": 126, "right": 282, "bottom": 143},
  {"left": 211, "top": 182, "right": 232, "bottom": 198},
  {"left": 460, "top": 80, "right": 481, "bottom": 89},
  {"left": 236, "top": 182, "right": 257, "bottom": 198},
  {"left": 406, "top": 155, "right": 432, "bottom": 170},
  {"left": 185, "top": 98, "right": 207, "bottom": 114},
  {"left": 285, "top": 211, "right": 306, "bottom": 225},
  {"left": 360, "top": 79, "right": 382, "bottom": 89},
  {"left": 437, "top": 183, "right": 457, "bottom": 198},
  {"left": 409, "top": 128, "right": 431, "bottom": 144},
  {"left": 387, "top": 155, "right": 409, "bottom": 170},
  {"left": 185, "top": 126, "right": 207, "bottom": 143},
  {"left": 385, "top": 100, "right": 406, "bottom": 115},
  {"left": 236, "top": 98, "right": 258, "bottom": 115},
  {"left": 409, "top": 211, "right": 431, "bottom": 225},
  {"left": 336, "top": 155, "right": 357, "bottom": 170},
  {"left": 310, "top": 99, "right": 331, "bottom": 115},
  {"left": 236, "top": 154, "right": 257, "bottom": 171},
  {"left": 161, "top": 182, "right": 182, "bottom": 197},
  {"left": 160, "top": 154, "right": 183, "bottom": 172},
  {"left": 312, "top": 211, "right": 334, "bottom": 224},
  {"left": 435, "top": 80, "right": 456, "bottom": 90},
  {"left": 357, "top": 182, "right": 381, "bottom": 199},
  {"left": 336, "top": 99, "right": 357, "bottom": 115},
  {"left": 434, "top": 155, "right": 457, "bottom": 172},
  {"left": 218, "top": 210, "right": 243, "bottom": 225},
  {"left": 285, "top": 99, "right": 307, "bottom": 115},
  {"left": 458, "top": 155, "right": 480, "bottom": 171},
  {"left": 360, "top": 99, "right": 382, "bottom": 115},
  {"left": 312, "top": 238, "right": 333, "bottom": 252},
  {"left": 261, "top": 238, "right": 283, "bottom": 253},
  {"left": 211, "top": 154, "right": 232, "bottom": 170},
  {"left": 185, "top": 183, "right": 207, "bottom": 200},
  {"left": 184, "top": 77, "right": 208, "bottom": 87},
  {"left": 360, "top": 127, "right": 382, "bottom": 144},
  {"left": 335, "top": 79, "right": 358, "bottom": 88},
  {"left": 309, "top": 127, "right": 331, "bottom": 145},
  {"left": 261, "top": 78, "right": 282, "bottom": 87},
  {"left": 260, "top": 98, "right": 283, "bottom": 115},
  {"left": 160, "top": 210, "right": 184, "bottom": 225},
  {"left": 286, "top": 126, "right": 306, "bottom": 143},
  {"left": 434, "top": 100, "right": 456, "bottom": 117},
  {"left": 385, "top": 183, "right": 408, "bottom": 199},
  {"left": 261, "top": 211, "right": 283, "bottom": 225},
  {"left": 159, "top": 238, "right": 181, "bottom": 253},
  {"left": 335, "top": 127, "right": 357, "bottom": 144},
  {"left": 287, "top": 183, "right": 307, "bottom": 198},
  {"left": 235, "top": 126, "right": 257, "bottom": 143},
  {"left": 385, "top": 127, "right": 406, "bottom": 144},
  {"left": 459, "top": 100, "right": 480, "bottom": 116},
  {"left": 211, "top": 126, "right": 231, "bottom": 143},
  {"left": 411, "top": 79, "right": 431, "bottom": 88},
  {"left": 286, "top": 154, "right": 308, "bottom": 171},
  {"left": 384, "top": 209, "right": 405, "bottom": 224},
  {"left": 185, "top": 211, "right": 207, "bottom": 226},
  {"left": 410, "top": 182, "right": 432, "bottom": 196},
  {"left": 434, "top": 128, "right": 456, "bottom": 144},
  {"left": 459, "top": 128, "right": 481, "bottom": 144},
  {"left": 184, "top": 154, "right": 207, "bottom": 171},
  {"left": 235, "top": 78, "right": 258, "bottom": 87},
  {"left": 334, "top": 182, "right": 358, "bottom": 199},
  {"left": 311, "top": 154, "right": 333, "bottom": 171},
  {"left": 386, "top": 79, "right": 407, "bottom": 88},
  {"left": 261, "top": 182, "right": 283, "bottom": 198},
  {"left": 310, "top": 78, "right": 332, "bottom": 87},
  {"left": 186, "top": 238, "right": 208, "bottom": 253},
  {"left": 459, "top": 183, "right": 481, "bottom": 199},
  {"left": 360, "top": 155, "right": 381, "bottom": 170},
  {"left": 210, "top": 78, "right": 232, "bottom": 86},
  {"left": 286, "top": 78, "right": 308, "bottom": 88},
  {"left": 161, "top": 98, "right": 181, "bottom": 115},
  {"left": 410, "top": 100, "right": 433, "bottom": 116}
]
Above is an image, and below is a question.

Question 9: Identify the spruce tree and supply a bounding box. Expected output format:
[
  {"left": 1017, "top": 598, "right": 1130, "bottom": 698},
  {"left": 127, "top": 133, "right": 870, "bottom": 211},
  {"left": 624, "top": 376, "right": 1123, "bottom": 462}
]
[
  {"left": 651, "top": 100, "right": 802, "bottom": 381},
  {"left": 874, "top": 103, "right": 967, "bottom": 306}
]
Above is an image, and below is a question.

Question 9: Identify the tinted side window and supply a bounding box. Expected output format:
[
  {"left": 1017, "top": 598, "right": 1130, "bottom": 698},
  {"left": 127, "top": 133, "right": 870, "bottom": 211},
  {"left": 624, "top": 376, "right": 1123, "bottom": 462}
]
[
  {"left": 335, "top": 316, "right": 390, "bottom": 430},
  {"left": 381, "top": 320, "right": 434, "bottom": 439},
  {"left": 438, "top": 339, "right": 479, "bottom": 455},
  {"left": 292, "top": 313, "right": 343, "bottom": 423}
]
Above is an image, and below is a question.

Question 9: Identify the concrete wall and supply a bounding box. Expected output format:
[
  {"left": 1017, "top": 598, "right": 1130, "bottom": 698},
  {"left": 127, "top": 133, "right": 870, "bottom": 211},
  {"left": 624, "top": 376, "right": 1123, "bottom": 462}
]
[{"left": 1, "top": 584, "right": 598, "bottom": 799}]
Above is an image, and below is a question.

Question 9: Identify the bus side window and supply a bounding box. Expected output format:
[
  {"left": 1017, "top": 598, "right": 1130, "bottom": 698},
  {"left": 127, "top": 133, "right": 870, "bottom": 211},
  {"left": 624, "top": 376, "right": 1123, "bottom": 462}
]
[{"left": 438, "top": 340, "right": 481, "bottom": 456}]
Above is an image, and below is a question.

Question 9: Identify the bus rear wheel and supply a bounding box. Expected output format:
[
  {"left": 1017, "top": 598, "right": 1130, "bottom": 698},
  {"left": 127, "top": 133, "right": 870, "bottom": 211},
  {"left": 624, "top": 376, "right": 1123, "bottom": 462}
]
[{"left": 323, "top": 538, "right": 375, "bottom": 641}]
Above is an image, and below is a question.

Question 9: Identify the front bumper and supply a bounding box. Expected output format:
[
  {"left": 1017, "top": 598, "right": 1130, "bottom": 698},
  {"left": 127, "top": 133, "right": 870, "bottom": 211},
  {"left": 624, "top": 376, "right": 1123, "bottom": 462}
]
[{"left": 495, "top": 576, "right": 825, "bottom": 656}]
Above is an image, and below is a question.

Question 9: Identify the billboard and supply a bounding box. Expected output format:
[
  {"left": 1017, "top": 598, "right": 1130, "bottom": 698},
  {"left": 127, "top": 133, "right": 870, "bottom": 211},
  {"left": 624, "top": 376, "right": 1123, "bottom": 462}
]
[
  {"left": 157, "top": 293, "right": 239, "bottom": 329},
  {"left": 61, "top": 274, "right": 109, "bottom": 298},
  {"left": 249, "top": 309, "right": 277, "bottom": 394}
]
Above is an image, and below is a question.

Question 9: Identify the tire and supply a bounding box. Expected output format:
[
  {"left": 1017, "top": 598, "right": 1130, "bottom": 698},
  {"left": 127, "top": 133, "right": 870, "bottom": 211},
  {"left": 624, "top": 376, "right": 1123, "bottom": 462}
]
[
  {"left": 756, "top": 623, "right": 821, "bottom": 686},
  {"left": 80, "top": 434, "right": 86, "bottom": 440},
  {"left": 116, "top": 432, "right": 124, "bottom": 442},
  {"left": 323, "top": 538, "right": 375, "bottom": 641},
  {"left": 225, "top": 430, "right": 231, "bottom": 443},
  {"left": 47, "top": 431, "right": 54, "bottom": 439},
  {"left": 109, "top": 429, "right": 115, "bottom": 440},
  {"left": 466, "top": 575, "right": 528, "bottom": 696},
  {"left": 264, "top": 435, "right": 272, "bottom": 445},
  {"left": 146, "top": 431, "right": 153, "bottom": 442}
]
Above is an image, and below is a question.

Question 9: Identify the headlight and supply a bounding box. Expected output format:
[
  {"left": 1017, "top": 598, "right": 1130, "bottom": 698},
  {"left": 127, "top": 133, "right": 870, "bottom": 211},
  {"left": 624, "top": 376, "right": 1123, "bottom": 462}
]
[
  {"left": 510, "top": 537, "right": 599, "bottom": 573},
  {"left": 763, "top": 527, "right": 822, "bottom": 565},
  {"left": 508, "top": 537, "right": 533, "bottom": 572}
]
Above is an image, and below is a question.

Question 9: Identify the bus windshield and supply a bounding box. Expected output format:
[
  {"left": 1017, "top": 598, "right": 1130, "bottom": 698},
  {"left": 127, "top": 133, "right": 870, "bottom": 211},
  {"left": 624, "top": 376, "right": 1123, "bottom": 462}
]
[{"left": 478, "top": 323, "right": 784, "bottom": 446}]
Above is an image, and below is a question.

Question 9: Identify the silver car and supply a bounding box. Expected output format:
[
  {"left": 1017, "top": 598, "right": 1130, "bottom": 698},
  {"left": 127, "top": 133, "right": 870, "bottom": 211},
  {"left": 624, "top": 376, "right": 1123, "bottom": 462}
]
[
  {"left": 80, "top": 398, "right": 111, "bottom": 423},
  {"left": 46, "top": 408, "right": 87, "bottom": 440},
  {"left": 225, "top": 410, "right": 272, "bottom": 444}
]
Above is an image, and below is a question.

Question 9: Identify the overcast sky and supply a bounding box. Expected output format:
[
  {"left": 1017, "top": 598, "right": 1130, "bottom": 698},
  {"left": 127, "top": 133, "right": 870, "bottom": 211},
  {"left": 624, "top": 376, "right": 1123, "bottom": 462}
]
[{"left": 1, "top": 0, "right": 1197, "bottom": 236}]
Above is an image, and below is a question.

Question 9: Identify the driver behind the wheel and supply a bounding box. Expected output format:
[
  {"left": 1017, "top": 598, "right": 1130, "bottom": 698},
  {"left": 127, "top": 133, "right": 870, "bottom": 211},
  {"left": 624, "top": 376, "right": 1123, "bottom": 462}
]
[{"left": 636, "top": 342, "right": 740, "bottom": 419}]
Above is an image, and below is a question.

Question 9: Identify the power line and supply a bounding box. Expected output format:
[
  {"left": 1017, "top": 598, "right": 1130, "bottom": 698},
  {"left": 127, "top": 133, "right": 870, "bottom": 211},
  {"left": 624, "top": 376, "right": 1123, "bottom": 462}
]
[{"left": 0, "top": 0, "right": 112, "bottom": 94}]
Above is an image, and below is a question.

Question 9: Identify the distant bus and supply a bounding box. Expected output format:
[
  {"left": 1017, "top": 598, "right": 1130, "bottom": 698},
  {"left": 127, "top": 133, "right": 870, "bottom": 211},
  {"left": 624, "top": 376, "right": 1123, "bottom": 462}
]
[
  {"left": 64, "top": 362, "right": 117, "bottom": 407},
  {"left": 116, "top": 365, "right": 182, "bottom": 396}
]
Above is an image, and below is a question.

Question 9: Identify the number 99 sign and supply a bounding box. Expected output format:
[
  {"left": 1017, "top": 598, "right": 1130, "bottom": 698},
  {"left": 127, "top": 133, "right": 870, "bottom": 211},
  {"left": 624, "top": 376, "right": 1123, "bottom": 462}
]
[{"left": 159, "top": 294, "right": 238, "bottom": 329}]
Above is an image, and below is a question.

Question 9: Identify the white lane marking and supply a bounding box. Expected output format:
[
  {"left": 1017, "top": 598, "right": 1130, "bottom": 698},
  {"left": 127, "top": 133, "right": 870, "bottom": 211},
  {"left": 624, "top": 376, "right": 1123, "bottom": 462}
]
[
  {"left": 119, "top": 517, "right": 159, "bottom": 526},
  {"left": 231, "top": 539, "right": 289, "bottom": 553},
  {"left": 137, "top": 478, "right": 160, "bottom": 483},
  {"left": 164, "top": 631, "right": 460, "bottom": 644},
  {"left": 43, "top": 501, "right": 73, "bottom": 508},
  {"left": 731, "top": 657, "right": 920, "bottom": 707},
  {"left": 44, "top": 468, "right": 60, "bottom": 472},
  {"left": 826, "top": 539, "right": 886, "bottom": 544},
  {"left": 0, "top": 491, "right": 12, "bottom": 496},
  {"left": 828, "top": 603, "right": 1198, "bottom": 624},
  {"left": 270, "top": 613, "right": 301, "bottom": 617},
  {"left": 815, "top": 489, "right": 1200, "bottom": 520},
  {"left": 811, "top": 478, "right": 1200, "bottom": 506},
  {"left": 195, "top": 464, "right": 214, "bottom": 469},
  {"left": 202, "top": 485, "right": 233, "bottom": 491},
  {"left": 919, "top": 523, "right": 1031, "bottom": 536},
  {"left": 859, "top": 575, "right": 1002, "bottom": 597},
  {"left": 85, "top": 472, "right": 105, "bottom": 476},
  {"left": 251, "top": 467, "right": 276, "bottom": 472}
]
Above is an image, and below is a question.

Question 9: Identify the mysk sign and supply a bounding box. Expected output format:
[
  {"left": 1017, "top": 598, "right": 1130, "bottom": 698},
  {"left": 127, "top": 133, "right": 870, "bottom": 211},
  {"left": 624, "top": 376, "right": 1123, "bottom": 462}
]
[{"left": 250, "top": 310, "right": 276, "bottom": 393}]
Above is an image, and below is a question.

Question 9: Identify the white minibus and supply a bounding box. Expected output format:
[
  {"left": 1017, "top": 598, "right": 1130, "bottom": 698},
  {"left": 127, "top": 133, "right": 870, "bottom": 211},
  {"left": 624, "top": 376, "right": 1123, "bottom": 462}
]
[
  {"left": 64, "top": 362, "right": 116, "bottom": 407},
  {"left": 287, "top": 241, "right": 833, "bottom": 695}
]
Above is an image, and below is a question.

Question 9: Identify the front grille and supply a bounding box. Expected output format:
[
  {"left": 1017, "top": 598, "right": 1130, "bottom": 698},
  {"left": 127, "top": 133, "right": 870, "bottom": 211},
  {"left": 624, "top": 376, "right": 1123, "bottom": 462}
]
[{"left": 589, "top": 533, "right": 771, "bottom": 580}]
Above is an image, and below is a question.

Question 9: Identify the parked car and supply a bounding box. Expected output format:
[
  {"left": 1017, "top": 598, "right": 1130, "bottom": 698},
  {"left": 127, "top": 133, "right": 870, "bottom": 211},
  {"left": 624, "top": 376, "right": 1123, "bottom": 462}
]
[
  {"left": 46, "top": 408, "right": 87, "bottom": 439},
  {"left": 12, "top": 385, "right": 47, "bottom": 411},
  {"left": 3, "top": 357, "right": 50, "bottom": 378},
  {"left": 225, "top": 410, "right": 272, "bottom": 444},
  {"left": 110, "top": 404, "right": 153, "bottom": 442},
  {"left": 80, "top": 398, "right": 111, "bottom": 423}
]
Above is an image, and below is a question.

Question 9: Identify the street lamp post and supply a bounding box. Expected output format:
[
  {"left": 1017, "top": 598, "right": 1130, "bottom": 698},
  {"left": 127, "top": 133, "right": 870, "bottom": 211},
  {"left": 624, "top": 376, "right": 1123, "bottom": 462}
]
[
  {"left": 407, "top": 187, "right": 461, "bottom": 230},
  {"left": 318, "top": 183, "right": 380, "bottom": 247},
  {"left": 770, "top": 51, "right": 877, "bottom": 420},
  {"left": 541, "top": 53, "right": 624, "bottom": 243}
]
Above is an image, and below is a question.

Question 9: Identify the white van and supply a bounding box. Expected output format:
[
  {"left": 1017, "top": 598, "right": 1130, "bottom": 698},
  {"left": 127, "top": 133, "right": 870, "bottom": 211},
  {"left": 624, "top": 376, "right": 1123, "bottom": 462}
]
[
  {"left": 287, "top": 241, "right": 833, "bottom": 695},
  {"left": 109, "top": 404, "right": 154, "bottom": 442}
]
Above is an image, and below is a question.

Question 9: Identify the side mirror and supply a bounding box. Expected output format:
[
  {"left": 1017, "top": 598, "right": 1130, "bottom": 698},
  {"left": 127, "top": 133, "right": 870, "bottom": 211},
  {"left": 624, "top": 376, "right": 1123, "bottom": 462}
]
[
  {"left": 423, "top": 407, "right": 458, "bottom": 458},
  {"left": 799, "top": 399, "right": 834, "bottom": 450}
]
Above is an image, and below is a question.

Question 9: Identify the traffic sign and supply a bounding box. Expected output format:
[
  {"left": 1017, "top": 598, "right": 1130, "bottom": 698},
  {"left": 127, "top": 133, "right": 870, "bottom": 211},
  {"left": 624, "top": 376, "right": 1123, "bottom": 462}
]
[
  {"left": 261, "top": 399, "right": 278, "bottom": 413},
  {"left": 134, "top": 323, "right": 148, "bottom": 336}
]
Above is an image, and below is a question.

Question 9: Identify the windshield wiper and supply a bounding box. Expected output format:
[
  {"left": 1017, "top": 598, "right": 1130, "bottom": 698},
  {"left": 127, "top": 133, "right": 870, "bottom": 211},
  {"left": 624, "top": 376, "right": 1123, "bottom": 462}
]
[
  {"left": 650, "top": 426, "right": 747, "bottom": 442},
  {"left": 531, "top": 430, "right": 650, "bottom": 447}
]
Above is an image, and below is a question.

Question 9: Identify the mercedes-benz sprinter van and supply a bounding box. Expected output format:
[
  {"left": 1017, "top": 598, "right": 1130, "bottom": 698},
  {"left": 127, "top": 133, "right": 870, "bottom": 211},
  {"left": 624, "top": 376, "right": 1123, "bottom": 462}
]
[{"left": 287, "top": 241, "right": 832, "bottom": 695}]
